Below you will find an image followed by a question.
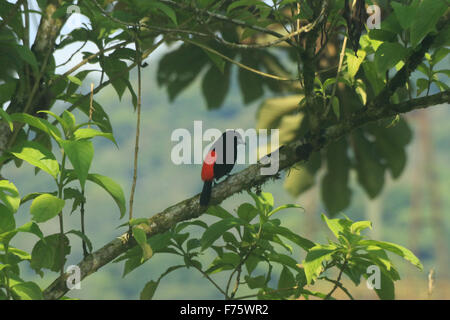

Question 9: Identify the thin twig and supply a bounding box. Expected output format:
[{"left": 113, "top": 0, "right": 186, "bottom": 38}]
[
  {"left": 325, "top": 259, "right": 348, "bottom": 300},
  {"left": 128, "top": 30, "right": 142, "bottom": 224},
  {"left": 183, "top": 38, "right": 299, "bottom": 82},
  {"left": 319, "top": 276, "right": 354, "bottom": 300}
]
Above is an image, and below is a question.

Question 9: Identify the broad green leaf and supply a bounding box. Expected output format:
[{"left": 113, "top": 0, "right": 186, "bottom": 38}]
[
  {"left": 321, "top": 214, "right": 353, "bottom": 239},
  {"left": 391, "top": 0, "right": 419, "bottom": 30},
  {"left": 0, "top": 80, "right": 17, "bottom": 106},
  {"left": 30, "top": 234, "right": 71, "bottom": 274},
  {"left": 346, "top": 50, "right": 366, "bottom": 79},
  {"left": 0, "top": 108, "right": 13, "bottom": 131},
  {"left": 101, "top": 58, "right": 128, "bottom": 100},
  {"left": 303, "top": 245, "right": 336, "bottom": 284},
  {"left": 410, "top": 0, "right": 447, "bottom": 47},
  {"left": 0, "top": 180, "right": 20, "bottom": 213},
  {"left": 350, "top": 221, "right": 372, "bottom": 235},
  {"left": 0, "top": 245, "right": 31, "bottom": 261},
  {"left": 10, "top": 113, "right": 62, "bottom": 141},
  {"left": 353, "top": 131, "right": 385, "bottom": 198},
  {"left": 0, "top": 204, "right": 15, "bottom": 233},
  {"left": 15, "top": 45, "right": 38, "bottom": 74},
  {"left": 66, "top": 229, "right": 93, "bottom": 253},
  {"left": 10, "top": 141, "right": 59, "bottom": 179},
  {"left": 321, "top": 138, "right": 351, "bottom": 215},
  {"left": 202, "top": 65, "right": 230, "bottom": 109},
  {"left": 200, "top": 218, "right": 244, "bottom": 251},
  {"left": 206, "top": 205, "right": 235, "bottom": 219},
  {"left": 360, "top": 240, "right": 423, "bottom": 270},
  {"left": 30, "top": 194, "right": 65, "bottom": 223},
  {"left": 237, "top": 203, "right": 258, "bottom": 222},
  {"left": 73, "top": 128, "right": 117, "bottom": 145},
  {"left": 140, "top": 280, "right": 159, "bottom": 300},
  {"left": 238, "top": 54, "right": 264, "bottom": 104},
  {"left": 203, "top": 49, "right": 225, "bottom": 74},
  {"left": 67, "top": 75, "right": 82, "bottom": 86},
  {"left": 245, "top": 275, "right": 266, "bottom": 289},
  {"left": 61, "top": 139, "right": 94, "bottom": 189},
  {"left": 278, "top": 267, "right": 296, "bottom": 290},
  {"left": 133, "top": 227, "right": 147, "bottom": 246},
  {"left": 37, "top": 110, "right": 70, "bottom": 134},
  {"left": 12, "top": 282, "right": 43, "bottom": 300},
  {"left": 375, "top": 43, "right": 408, "bottom": 75},
  {"left": 262, "top": 223, "right": 314, "bottom": 251},
  {"left": 16, "top": 221, "right": 44, "bottom": 240},
  {"left": 86, "top": 173, "right": 126, "bottom": 218}
]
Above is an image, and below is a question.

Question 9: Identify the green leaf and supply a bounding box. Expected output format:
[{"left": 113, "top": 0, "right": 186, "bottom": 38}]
[
  {"left": 12, "top": 282, "right": 43, "bottom": 300},
  {"left": 278, "top": 267, "right": 295, "bottom": 290},
  {"left": 350, "top": 221, "right": 372, "bottom": 235},
  {"left": 368, "top": 120, "right": 411, "bottom": 179},
  {"left": 359, "top": 240, "right": 423, "bottom": 270},
  {"left": 66, "top": 229, "right": 93, "bottom": 253},
  {"left": 15, "top": 45, "right": 38, "bottom": 74},
  {"left": 375, "top": 43, "right": 408, "bottom": 75},
  {"left": 202, "top": 65, "right": 229, "bottom": 109},
  {"left": 303, "top": 245, "right": 336, "bottom": 284},
  {"left": 10, "top": 141, "right": 60, "bottom": 179},
  {"left": 353, "top": 131, "right": 385, "bottom": 198},
  {"left": 0, "top": 205, "right": 15, "bottom": 233},
  {"left": 321, "top": 214, "right": 353, "bottom": 239},
  {"left": 346, "top": 50, "right": 366, "bottom": 79},
  {"left": 140, "top": 280, "right": 159, "bottom": 300},
  {"left": 237, "top": 203, "right": 258, "bottom": 222},
  {"left": 262, "top": 223, "right": 314, "bottom": 251},
  {"left": 10, "top": 113, "right": 62, "bottom": 141},
  {"left": 391, "top": 0, "right": 419, "bottom": 30},
  {"left": 37, "top": 110, "right": 68, "bottom": 133},
  {"left": 73, "top": 128, "right": 117, "bottom": 145},
  {"left": 101, "top": 58, "right": 129, "bottom": 100},
  {"left": 0, "top": 180, "right": 20, "bottom": 213},
  {"left": 0, "top": 80, "right": 17, "bottom": 106},
  {"left": 203, "top": 49, "right": 225, "bottom": 74},
  {"left": 321, "top": 138, "right": 351, "bottom": 215},
  {"left": 267, "top": 204, "right": 303, "bottom": 217},
  {"left": 245, "top": 275, "right": 266, "bottom": 289},
  {"left": 61, "top": 139, "right": 94, "bottom": 189},
  {"left": 206, "top": 205, "right": 235, "bottom": 219},
  {"left": 410, "top": 0, "right": 447, "bottom": 47},
  {"left": 0, "top": 108, "right": 13, "bottom": 131},
  {"left": 30, "top": 234, "right": 71, "bottom": 274},
  {"left": 200, "top": 218, "right": 244, "bottom": 251},
  {"left": 16, "top": 221, "right": 44, "bottom": 240},
  {"left": 416, "top": 78, "right": 430, "bottom": 96},
  {"left": 67, "top": 75, "right": 82, "bottom": 86},
  {"left": 86, "top": 173, "right": 126, "bottom": 218},
  {"left": 238, "top": 54, "right": 264, "bottom": 104},
  {"left": 331, "top": 96, "right": 340, "bottom": 120},
  {"left": 30, "top": 194, "right": 65, "bottom": 223}
]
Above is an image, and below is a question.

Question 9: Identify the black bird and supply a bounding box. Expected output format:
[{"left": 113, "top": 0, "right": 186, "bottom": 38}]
[{"left": 200, "top": 130, "right": 244, "bottom": 206}]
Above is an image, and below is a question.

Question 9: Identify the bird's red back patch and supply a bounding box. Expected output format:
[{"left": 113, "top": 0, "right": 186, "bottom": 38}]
[{"left": 201, "top": 150, "right": 216, "bottom": 181}]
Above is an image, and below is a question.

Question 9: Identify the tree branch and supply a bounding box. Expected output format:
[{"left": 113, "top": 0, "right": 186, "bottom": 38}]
[{"left": 42, "top": 91, "right": 449, "bottom": 299}]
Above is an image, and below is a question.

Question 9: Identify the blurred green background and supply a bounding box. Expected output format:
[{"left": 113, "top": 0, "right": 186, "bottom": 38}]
[{"left": 5, "top": 49, "right": 450, "bottom": 299}]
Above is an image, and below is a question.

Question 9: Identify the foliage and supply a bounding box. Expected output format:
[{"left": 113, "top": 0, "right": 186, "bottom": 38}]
[
  {"left": 0, "top": 0, "right": 447, "bottom": 299},
  {"left": 0, "top": 112, "right": 125, "bottom": 299},
  {"left": 133, "top": 192, "right": 421, "bottom": 300}
]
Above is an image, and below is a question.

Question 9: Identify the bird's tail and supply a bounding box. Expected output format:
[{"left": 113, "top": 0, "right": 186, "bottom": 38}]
[{"left": 200, "top": 180, "right": 212, "bottom": 206}]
